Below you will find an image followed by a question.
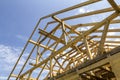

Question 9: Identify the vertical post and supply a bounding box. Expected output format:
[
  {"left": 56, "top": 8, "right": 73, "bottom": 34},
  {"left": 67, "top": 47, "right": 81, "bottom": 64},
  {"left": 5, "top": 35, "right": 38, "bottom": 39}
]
[
  {"left": 61, "top": 21, "right": 67, "bottom": 45},
  {"left": 27, "top": 71, "right": 32, "bottom": 80},
  {"left": 83, "top": 36, "right": 93, "bottom": 59},
  {"left": 50, "top": 58, "right": 53, "bottom": 77},
  {"left": 36, "top": 53, "right": 39, "bottom": 64},
  {"left": 37, "top": 63, "right": 47, "bottom": 80},
  {"left": 36, "top": 47, "right": 39, "bottom": 64},
  {"left": 97, "top": 21, "right": 110, "bottom": 55}
]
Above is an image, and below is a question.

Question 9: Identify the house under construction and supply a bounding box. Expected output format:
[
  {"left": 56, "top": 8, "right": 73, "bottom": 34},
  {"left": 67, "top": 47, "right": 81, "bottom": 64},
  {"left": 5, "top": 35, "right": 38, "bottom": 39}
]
[{"left": 7, "top": 0, "right": 120, "bottom": 80}]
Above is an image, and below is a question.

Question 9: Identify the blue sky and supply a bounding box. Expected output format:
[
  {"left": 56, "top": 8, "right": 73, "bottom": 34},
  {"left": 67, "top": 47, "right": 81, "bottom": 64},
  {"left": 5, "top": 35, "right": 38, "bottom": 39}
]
[
  {"left": 0, "top": 0, "right": 120, "bottom": 80},
  {"left": 0, "top": 0, "right": 86, "bottom": 47},
  {"left": 0, "top": 0, "right": 85, "bottom": 79}
]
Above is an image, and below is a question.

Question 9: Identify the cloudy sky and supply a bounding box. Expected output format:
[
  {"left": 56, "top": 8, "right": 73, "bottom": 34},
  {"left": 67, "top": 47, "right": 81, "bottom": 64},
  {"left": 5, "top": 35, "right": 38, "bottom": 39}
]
[{"left": 0, "top": 0, "right": 120, "bottom": 80}]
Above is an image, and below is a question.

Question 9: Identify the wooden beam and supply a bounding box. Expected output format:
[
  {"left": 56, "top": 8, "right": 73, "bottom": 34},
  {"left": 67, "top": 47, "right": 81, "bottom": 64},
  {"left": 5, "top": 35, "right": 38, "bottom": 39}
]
[
  {"left": 96, "top": 29, "right": 120, "bottom": 32},
  {"left": 95, "top": 36, "right": 120, "bottom": 38},
  {"left": 67, "top": 19, "right": 120, "bottom": 34},
  {"left": 39, "top": 28, "right": 66, "bottom": 44},
  {"left": 50, "top": 58, "right": 53, "bottom": 77},
  {"left": 36, "top": 63, "right": 47, "bottom": 80},
  {"left": 68, "top": 19, "right": 120, "bottom": 34},
  {"left": 71, "top": 36, "right": 120, "bottom": 39},
  {"left": 16, "top": 36, "right": 42, "bottom": 80},
  {"left": 57, "top": 36, "right": 97, "bottom": 60},
  {"left": 29, "top": 63, "right": 58, "bottom": 72},
  {"left": 11, "top": 74, "right": 36, "bottom": 80},
  {"left": 85, "top": 73, "right": 103, "bottom": 79},
  {"left": 29, "top": 40, "right": 56, "bottom": 52},
  {"left": 74, "top": 29, "right": 120, "bottom": 33},
  {"left": 54, "top": 57, "right": 65, "bottom": 71},
  {"left": 83, "top": 36, "right": 93, "bottom": 59},
  {"left": 52, "top": 16, "right": 81, "bottom": 36},
  {"left": 98, "top": 21, "right": 110, "bottom": 54},
  {"left": 27, "top": 71, "right": 32, "bottom": 80},
  {"left": 109, "top": 52, "right": 120, "bottom": 79},
  {"left": 108, "top": 0, "right": 120, "bottom": 12},
  {"left": 105, "top": 41, "right": 120, "bottom": 44},
  {"left": 39, "top": 24, "right": 61, "bottom": 44},
  {"left": 78, "top": 58, "right": 109, "bottom": 74},
  {"left": 70, "top": 28, "right": 120, "bottom": 34},
  {"left": 72, "top": 19, "right": 120, "bottom": 28},
  {"left": 51, "top": 47, "right": 120, "bottom": 79},
  {"left": 49, "top": 5, "right": 120, "bottom": 24},
  {"left": 42, "top": 0, "right": 101, "bottom": 19},
  {"left": 20, "top": 12, "right": 119, "bottom": 77},
  {"left": 7, "top": 18, "right": 42, "bottom": 80}
]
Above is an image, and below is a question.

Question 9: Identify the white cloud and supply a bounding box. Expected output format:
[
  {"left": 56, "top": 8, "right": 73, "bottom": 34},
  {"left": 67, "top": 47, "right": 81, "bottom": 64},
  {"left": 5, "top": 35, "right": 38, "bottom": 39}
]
[
  {"left": 0, "top": 44, "right": 49, "bottom": 80},
  {"left": 107, "top": 32, "right": 116, "bottom": 36},
  {"left": 0, "top": 44, "right": 25, "bottom": 65},
  {"left": 0, "top": 44, "right": 28, "bottom": 79},
  {"left": 0, "top": 76, "right": 8, "bottom": 80},
  {"left": 0, "top": 76, "right": 15, "bottom": 80},
  {"left": 76, "top": 7, "right": 93, "bottom": 14},
  {"left": 78, "top": 8, "right": 86, "bottom": 13}
]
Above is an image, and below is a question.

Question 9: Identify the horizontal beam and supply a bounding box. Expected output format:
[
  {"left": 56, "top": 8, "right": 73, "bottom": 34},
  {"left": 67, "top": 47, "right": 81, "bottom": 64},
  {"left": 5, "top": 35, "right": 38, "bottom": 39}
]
[
  {"left": 29, "top": 40, "right": 56, "bottom": 52},
  {"left": 48, "top": 5, "right": 120, "bottom": 24},
  {"left": 29, "top": 63, "right": 58, "bottom": 72},
  {"left": 105, "top": 44, "right": 119, "bottom": 47},
  {"left": 76, "top": 29, "right": 120, "bottom": 33},
  {"left": 11, "top": 74, "right": 36, "bottom": 80},
  {"left": 95, "top": 29, "right": 120, "bottom": 33},
  {"left": 53, "top": 47, "right": 120, "bottom": 79},
  {"left": 39, "top": 29, "right": 66, "bottom": 44},
  {"left": 68, "top": 19, "right": 120, "bottom": 34},
  {"left": 42, "top": 0, "right": 101, "bottom": 19},
  {"left": 95, "top": 36, "right": 120, "bottom": 38},
  {"left": 78, "top": 52, "right": 120, "bottom": 74},
  {"left": 70, "top": 29, "right": 120, "bottom": 34},
  {"left": 71, "top": 19, "right": 120, "bottom": 28},
  {"left": 71, "top": 36, "right": 120, "bottom": 39},
  {"left": 57, "top": 36, "right": 97, "bottom": 60},
  {"left": 105, "top": 41, "right": 120, "bottom": 43}
]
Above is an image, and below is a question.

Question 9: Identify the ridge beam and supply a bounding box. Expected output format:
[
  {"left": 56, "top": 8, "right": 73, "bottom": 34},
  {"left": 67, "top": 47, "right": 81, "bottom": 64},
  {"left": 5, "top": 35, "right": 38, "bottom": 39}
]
[
  {"left": 42, "top": 0, "right": 101, "bottom": 19},
  {"left": 48, "top": 5, "right": 120, "bottom": 24},
  {"left": 108, "top": 0, "right": 120, "bottom": 12}
]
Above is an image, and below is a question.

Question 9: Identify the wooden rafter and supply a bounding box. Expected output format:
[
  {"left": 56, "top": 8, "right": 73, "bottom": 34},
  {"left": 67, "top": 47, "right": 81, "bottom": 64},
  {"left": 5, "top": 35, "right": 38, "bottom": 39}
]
[{"left": 8, "top": 0, "right": 120, "bottom": 80}]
